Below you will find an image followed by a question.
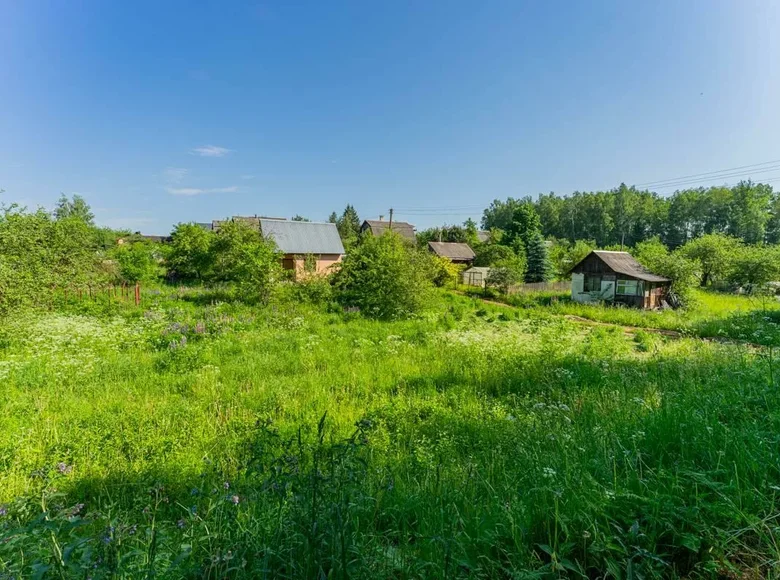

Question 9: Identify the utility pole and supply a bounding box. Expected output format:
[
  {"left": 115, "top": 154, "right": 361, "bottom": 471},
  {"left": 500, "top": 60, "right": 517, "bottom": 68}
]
[{"left": 388, "top": 208, "right": 394, "bottom": 230}]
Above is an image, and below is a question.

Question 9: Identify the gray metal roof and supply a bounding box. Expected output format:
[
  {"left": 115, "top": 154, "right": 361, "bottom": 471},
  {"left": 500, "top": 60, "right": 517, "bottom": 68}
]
[{"left": 259, "top": 219, "right": 345, "bottom": 255}]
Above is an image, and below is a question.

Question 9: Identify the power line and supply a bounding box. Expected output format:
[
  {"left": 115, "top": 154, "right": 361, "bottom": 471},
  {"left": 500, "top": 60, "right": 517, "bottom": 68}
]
[
  {"left": 635, "top": 158, "right": 780, "bottom": 188},
  {"left": 645, "top": 167, "right": 780, "bottom": 190}
]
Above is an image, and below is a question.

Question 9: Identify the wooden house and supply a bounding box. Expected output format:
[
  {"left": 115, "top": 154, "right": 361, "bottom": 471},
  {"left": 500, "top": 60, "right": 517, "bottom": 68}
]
[
  {"left": 360, "top": 219, "right": 416, "bottom": 242},
  {"left": 427, "top": 241, "right": 475, "bottom": 265},
  {"left": 570, "top": 250, "right": 670, "bottom": 309}
]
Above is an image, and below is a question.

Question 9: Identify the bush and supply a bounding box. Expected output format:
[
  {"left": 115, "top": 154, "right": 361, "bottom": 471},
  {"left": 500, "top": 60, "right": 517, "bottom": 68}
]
[
  {"left": 112, "top": 242, "right": 161, "bottom": 283},
  {"left": 333, "top": 232, "right": 433, "bottom": 319},
  {"left": 430, "top": 255, "right": 460, "bottom": 287}
]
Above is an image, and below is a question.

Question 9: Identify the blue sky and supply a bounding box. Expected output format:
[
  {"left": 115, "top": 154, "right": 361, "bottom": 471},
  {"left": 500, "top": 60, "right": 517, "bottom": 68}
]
[{"left": 2, "top": 0, "right": 779, "bottom": 234}]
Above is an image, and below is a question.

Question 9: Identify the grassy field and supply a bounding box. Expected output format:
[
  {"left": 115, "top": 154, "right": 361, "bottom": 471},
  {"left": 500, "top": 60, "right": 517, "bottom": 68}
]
[{"left": 1, "top": 288, "right": 780, "bottom": 577}]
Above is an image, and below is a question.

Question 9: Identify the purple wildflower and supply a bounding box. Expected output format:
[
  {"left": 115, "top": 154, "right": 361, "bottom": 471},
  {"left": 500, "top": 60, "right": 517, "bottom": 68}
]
[
  {"left": 0, "top": 505, "right": 7, "bottom": 517},
  {"left": 57, "top": 462, "right": 73, "bottom": 475}
]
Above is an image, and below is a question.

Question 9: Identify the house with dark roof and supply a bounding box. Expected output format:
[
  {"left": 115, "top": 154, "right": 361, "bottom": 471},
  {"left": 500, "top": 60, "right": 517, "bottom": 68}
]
[
  {"left": 427, "top": 241, "right": 475, "bottom": 265},
  {"left": 570, "top": 250, "right": 671, "bottom": 309},
  {"left": 258, "top": 219, "right": 344, "bottom": 274},
  {"left": 360, "top": 219, "right": 416, "bottom": 242}
]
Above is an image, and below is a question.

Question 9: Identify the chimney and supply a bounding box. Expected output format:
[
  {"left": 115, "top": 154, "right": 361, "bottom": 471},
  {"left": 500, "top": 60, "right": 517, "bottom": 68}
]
[{"left": 379, "top": 215, "right": 384, "bottom": 221}]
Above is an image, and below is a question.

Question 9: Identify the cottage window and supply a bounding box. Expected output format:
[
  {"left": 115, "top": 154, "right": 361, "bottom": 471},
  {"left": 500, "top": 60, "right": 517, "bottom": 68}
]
[
  {"left": 616, "top": 279, "right": 639, "bottom": 295},
  {"left": 584, "top": 275, "right": 602, "bottom": 292}
]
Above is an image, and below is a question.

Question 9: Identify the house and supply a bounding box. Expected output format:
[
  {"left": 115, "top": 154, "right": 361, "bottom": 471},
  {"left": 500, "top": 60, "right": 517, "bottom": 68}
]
[
  {"left": 476, "top": 230, "right": 491, "bottom": 243},
  {"left": 258, "top": 218, "right": 344, "bottom": 274},
  {"left": 461, "top": 266, "right": 492, "bottom": 287},
  {"left": 570, "top": 250, "right": 671, "bottom": 309},
  {"left": 360, "top": 219, "right": 416, "bottom": 242},
  {"left": 428, "top": 241, "right": 475, "bottom": 265}
]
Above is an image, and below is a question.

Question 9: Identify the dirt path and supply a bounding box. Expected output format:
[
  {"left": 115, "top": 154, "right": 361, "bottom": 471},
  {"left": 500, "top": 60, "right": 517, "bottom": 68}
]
[{"left": 457, "top": 291, "right": 765, "bottom": 348}]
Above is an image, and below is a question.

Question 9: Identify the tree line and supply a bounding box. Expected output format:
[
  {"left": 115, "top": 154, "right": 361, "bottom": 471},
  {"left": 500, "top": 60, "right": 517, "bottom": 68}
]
[{"left": 482, "top": 181, "right": 780, "bottom": 248}]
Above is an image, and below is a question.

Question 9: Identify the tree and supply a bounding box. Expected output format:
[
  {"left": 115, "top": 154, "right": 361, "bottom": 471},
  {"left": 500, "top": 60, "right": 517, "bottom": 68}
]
[
  {"left": 727, "top": 245, "right": 780, "bottom": 290},
  {"left": 168, "top": 223, "right": 215, "bottom": 281},
  {"left": 506, "top": 202, "right": 542, "bottom": 249},
  {"left": 210, "top": 220, "right": 281, "bottom": 303},
  {"left": 524, "top": 233, "right": 552, "bottom": 283},
  {"left": 473, "top": 243, "right": 515, "bottom": 267},
  {"left": 53, "top": 194, "right": 94, "bottom": 225},
  {"left": 336, "top": 204, "right": 361, "bottom": 249},
  {"left": 292, "top": 215, "right": 310, "bottom": 222},
  {"left": 481, "top": 197, "right": 528, "bottom": 231},
  {"left": 549, "top": 239, "right": 595, "bottom": 279},
  {"left": 333, "top": 232, "right": 432, "bottom": 319},
  {"left": 328, "top": 212, "right": 338, "bottom": 224},
  {"left": 485, "top": 264, "right": 523, "bottom": 294},
  {"left": 112, "top": 242, "right": 160, "bottom": 282},
  {"left": 611, "top": 183, "right": 638, "bottom": 249},
  {"left": 679, "top": 233, "right": 741, "bottom": 286}
]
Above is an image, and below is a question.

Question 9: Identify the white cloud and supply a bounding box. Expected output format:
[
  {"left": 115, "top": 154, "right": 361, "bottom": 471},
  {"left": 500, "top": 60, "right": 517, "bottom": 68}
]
[
  {"left": 190, "top": 145, "right": 232, "bottom": 157},
  {"left": 240, "top": 174, "right": 255, "bottom": 180},
  {"left": 166, "top": 186, "right": 239, "bottom": 196},
  {"left": 163, "top": 167, "right": 189, "bottom": 184}
]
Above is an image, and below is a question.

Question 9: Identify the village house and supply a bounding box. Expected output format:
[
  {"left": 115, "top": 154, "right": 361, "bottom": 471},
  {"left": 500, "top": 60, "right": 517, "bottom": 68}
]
[
  {"left": 570, "top": 250, "right": 671, "bottom": 309},
  {"left": 258, "top": 218, "right": 344, "bottom": 274},
  {"left": 427, "top": 241, "right": 475, "bottom": 265},
  {"left": 360, "top": 219, "right": 416, "bottom": 242}
]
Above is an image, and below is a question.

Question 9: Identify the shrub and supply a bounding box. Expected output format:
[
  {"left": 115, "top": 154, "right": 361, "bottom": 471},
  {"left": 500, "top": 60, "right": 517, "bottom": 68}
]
[
  {"left": 112, "top": 242, "right": 161, "bottom": 283},
  {"left": 429, "top": 255, "right": 460, "bottom": 287},
  {"left": 333, "top": 232, "right": 433, "bottom": 319}
]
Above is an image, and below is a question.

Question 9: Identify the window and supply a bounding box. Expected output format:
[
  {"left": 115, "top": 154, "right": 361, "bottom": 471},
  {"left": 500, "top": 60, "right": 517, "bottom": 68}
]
[
  {"left": 584, "top": 275, "right": 602, "bottom": 292},
  {"left": 616, "top": 279, "right": 639, "bottom": 295}
]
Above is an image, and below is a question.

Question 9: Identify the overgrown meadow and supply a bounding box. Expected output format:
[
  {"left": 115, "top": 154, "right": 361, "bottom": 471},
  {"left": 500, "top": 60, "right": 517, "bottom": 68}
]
[{"left": 1, "top": 288, "right": 780, "bottom": 578}]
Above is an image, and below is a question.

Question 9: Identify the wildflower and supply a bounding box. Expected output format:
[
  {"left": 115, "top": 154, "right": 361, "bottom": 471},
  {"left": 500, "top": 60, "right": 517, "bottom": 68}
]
[
  {"left": 190, "top": 488, "right": 199, "bottom": 496},
  {"left": 533, "top": 402, "right": 546, "bottom": 410},
  {"left": 0, "top": 505, "right": 7, "bottom": 517},
  {"left": 223, "top": 481, "right": 230, "bottom": 490},
  {"left": 558, "top": 403, "right": 571, "bottom": 412},
  {"left": 542, "top": 467, "right": 556, "bottom": 479},
  {"left": 177, "top": 519, "right": 186, "bottom": 529},
  {"left": 127, "top": 524, "right": 137, "bottom": 536},
  {"left": 57, "top": 462, "right": 73, "bottom": 475},
  {"left": 231, "top": 495, "right": 240, "bottom": 505}
]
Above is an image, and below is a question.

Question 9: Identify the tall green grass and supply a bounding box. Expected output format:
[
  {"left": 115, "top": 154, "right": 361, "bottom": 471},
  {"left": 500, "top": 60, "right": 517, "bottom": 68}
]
[{"left": 0, "top": 289, "right": 779, "bottom": 577}]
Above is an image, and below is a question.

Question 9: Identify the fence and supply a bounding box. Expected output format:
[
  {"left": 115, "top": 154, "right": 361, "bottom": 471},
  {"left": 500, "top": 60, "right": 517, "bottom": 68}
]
[
  {"left": 507, "top": 280, "right": 570, "bottom": 295},
  {"left": 58, "top": 282, "right": 143, "bottom": 306}
]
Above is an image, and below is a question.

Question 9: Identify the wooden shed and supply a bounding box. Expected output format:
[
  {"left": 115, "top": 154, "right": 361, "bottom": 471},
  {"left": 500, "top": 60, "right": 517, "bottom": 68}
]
[{"left": 570, "top": 250, "right": 670, "bottom": 309}]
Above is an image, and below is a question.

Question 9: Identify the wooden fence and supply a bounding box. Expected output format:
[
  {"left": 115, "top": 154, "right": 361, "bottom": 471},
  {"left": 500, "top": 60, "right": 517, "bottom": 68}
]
[
  {"left": 507, "top": 280, "right": 570, "bottom": 295},
  {"left": 58, "top": 282, "right": 142, "bottom": 306}
]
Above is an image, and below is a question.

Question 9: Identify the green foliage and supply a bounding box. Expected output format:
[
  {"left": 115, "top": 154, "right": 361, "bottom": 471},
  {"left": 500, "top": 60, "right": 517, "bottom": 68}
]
[
  {"left": 291, "top": 214, "right": 310, "bottom": 221},
  {"left": 506, "top": 201, "right": 542, "bottom": 249},
  {"left": 489, "top": 180, "right": 779, "bottom": 248},
  {"left": 416, "top": 224, "right": 469, "bottom": 246},
  {"left": 679, "top": 233, "right": 741, "bottom": 286},
  {"left": 209, "top": 220, "right": 282, "bottom": 303},
  {"left": 2, "top": 290, "right": 780, "bottom": 576},
  {"left": 485, "top": 264, "right": 522, "bottom": 294},
  {"left": 168, "top": 223, "right": 214, "bottom": 281},
  {"left": 727, "top": 245, "right": 780, "bottom": 289},
  {"left": 633, "top": 238, "right": 698, "bottom": 305},
  {"left": 111, "top": 242, "right": 161, "bottom": 283},
  {"left": 549, "top": 238, "right": 595, "bottom": 279},
  {"left": 333, "top": 231, "right": 432, "bottom": 318},
  {"left": 429, "top": 255, "right": 460, "bottom": 287},
  {"left": 473, "top": 243, "right": 515, "bottom": 267},
  {"left": 524, "top": 233, "right": 552, "bottom": 283},
  {"left": 334, "top": 204, "right": 361, "bottom": 249},
  {"left": 0, "top": 207, "right": 103, "bottom": 313},
  {"left": 53, "top": 193, "right": 95, "bottom": 225}
]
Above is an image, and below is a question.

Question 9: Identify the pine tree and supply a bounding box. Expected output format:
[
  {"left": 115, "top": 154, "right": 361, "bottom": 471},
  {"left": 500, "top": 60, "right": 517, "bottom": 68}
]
[
  {"left": 328, "top": 212, "right": 338, "bottom": 224},
  {"left": 524, "top": 233, "right": 552, "bottom": 283},
  {"left": 336, "top": 204, "right": 361, "bottom": 247}
]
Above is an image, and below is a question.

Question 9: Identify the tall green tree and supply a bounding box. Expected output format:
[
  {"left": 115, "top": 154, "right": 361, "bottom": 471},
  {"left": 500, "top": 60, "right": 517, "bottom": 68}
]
[
  {"left": 506, "top": 202, "right": 542, "bottom": 249},
  {"left": 336, "top": 204, "right": 361, "bottom": 248},
  {"left": 679, "top": 233, "right": 741, "bottom": 286},
  {"left": 524, "top": 233, "right": 552, "bottom": 283},
  {"left": 53, "top": 194, "right": 95, "bottom": 225},
  {"left": 168, "top": 223, "right": 214, "bottom": 280}
]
